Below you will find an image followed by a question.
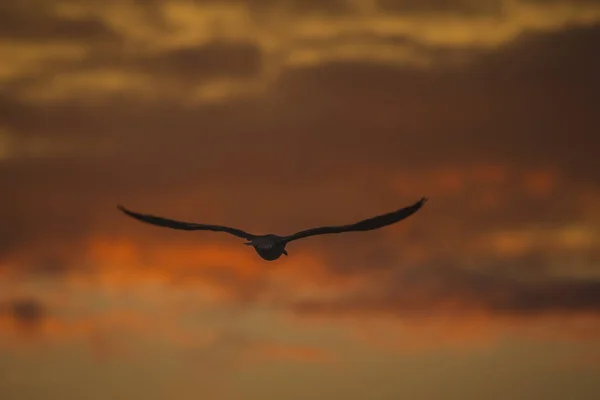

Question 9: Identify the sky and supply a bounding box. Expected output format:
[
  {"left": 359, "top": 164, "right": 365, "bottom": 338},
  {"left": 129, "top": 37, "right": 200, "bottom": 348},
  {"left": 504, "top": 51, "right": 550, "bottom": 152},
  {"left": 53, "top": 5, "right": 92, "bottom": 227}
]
[{"left": 1, "top": 0, "right": 600, "bottom": 399}]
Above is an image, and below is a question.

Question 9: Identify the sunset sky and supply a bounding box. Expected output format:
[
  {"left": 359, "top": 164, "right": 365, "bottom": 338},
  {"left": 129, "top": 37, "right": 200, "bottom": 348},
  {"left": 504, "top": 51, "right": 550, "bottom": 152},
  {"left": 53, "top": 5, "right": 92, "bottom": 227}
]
[{"left": 1, "top": 0, "right": 600, "bottom": 399}]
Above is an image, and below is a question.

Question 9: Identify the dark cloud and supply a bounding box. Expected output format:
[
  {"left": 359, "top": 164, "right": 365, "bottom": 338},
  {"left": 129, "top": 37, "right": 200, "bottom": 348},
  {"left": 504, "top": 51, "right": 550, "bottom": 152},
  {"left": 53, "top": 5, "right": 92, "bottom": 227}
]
[
  {"left": 0, "top": 298, "right": 46, "bottom": 333},
  {"left": 286, "top": 0, "right": 355, "bottom": 14},
  {"left": 190, "top": 0, "right": 355, "bottom": 14},
  {"left": 268, "top": 24, "right": 600, "bottom": 181},
  {"left": 9, "top": 299, "right": 44, "bottom": 322},
  {"left": 376, "top": 0, "right": 599, "bottom": 15},
  {"left": 194, "top": 0, "right": 507, "bottom": 14},
  {"left": 0, "top": 3, "right": 120, "bottom": 42},
  {"left": 376, "top": 0, "right": 505, "bottom": 15},
  {"left": 292, "top": 264, "right": 600, "bottom": 318},
  {"left": 523, "top": 0, "right": 600, "bottom": 5},
  {"left": 132, "top": 41, "right": 263, "bottom": 82}
]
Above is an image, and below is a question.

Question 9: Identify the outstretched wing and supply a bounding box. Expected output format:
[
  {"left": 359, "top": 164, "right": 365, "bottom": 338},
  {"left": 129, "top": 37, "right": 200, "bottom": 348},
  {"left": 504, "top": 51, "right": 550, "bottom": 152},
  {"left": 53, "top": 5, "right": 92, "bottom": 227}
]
[
  {"left": 117, "top": 205, "right": 255, "bottom": 240},
  {"left": 283, "top": 197, "right": 427, "bottom": 243}
]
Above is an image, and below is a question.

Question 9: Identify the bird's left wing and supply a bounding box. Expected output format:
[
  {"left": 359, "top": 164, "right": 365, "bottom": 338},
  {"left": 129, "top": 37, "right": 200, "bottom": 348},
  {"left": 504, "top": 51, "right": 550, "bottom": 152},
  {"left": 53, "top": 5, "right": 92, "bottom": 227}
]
[
  {"left": 282, "top": 197, "right": 427, "bottom": 243},
  {"left": 117, "top": 205, "right": 255, "bottom": 240}
]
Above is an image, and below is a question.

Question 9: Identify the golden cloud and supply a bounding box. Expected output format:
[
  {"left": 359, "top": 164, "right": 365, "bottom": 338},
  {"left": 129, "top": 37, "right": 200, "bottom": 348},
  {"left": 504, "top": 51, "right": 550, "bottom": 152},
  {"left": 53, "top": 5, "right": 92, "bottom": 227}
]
[{"left": 2, "top": 0, "right": 599, "bottom": 102}]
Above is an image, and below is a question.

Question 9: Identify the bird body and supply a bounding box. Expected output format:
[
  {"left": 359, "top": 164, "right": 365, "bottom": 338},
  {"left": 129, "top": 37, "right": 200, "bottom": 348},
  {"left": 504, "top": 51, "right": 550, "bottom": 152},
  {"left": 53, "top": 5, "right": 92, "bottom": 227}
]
[
  {"left": 118, "top": 197, "right": 427, "bottom": 261},
  {"left": 244, "top": 235, "right": 288, "bottom": 260}
]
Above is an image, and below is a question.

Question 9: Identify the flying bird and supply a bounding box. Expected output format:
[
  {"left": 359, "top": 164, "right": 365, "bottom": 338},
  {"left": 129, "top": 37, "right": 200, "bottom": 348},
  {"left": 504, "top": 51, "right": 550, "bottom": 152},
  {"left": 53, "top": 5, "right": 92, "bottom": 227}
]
[{"left": 117, "top": 197, "right": 427, "bottom": 261}]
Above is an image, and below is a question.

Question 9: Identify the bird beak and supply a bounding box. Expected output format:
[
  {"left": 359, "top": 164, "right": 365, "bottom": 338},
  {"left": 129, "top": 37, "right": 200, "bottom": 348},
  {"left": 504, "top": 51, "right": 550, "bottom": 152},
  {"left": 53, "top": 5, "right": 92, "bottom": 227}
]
[{"left": 283, "top": 250, "right": 288, "bottom": 256}]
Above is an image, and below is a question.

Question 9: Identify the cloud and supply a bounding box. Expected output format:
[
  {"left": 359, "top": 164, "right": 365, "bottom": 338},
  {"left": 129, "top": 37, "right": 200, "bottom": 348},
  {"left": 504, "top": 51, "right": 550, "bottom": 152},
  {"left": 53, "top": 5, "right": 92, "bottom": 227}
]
[
  {"left": 0, "top": 298, "right": 46, "bottom": 334},
  {"left": 376, "top": 0, "right": 505, "bottom": 15},
  {"left": 1, "top": 23, "right": 598, "bottom": 168},
  {"left": 0, "top": 289, "right": 336, "bottom": 371},
  {"left": 0, "top": 3, "right": 120, "bottom": 43},
  {"left": 193, "top": 0, "right": 356, "bottom": 14},
  {"left": 269, "top": 25, "right": 600, "bottom": 181},
  {"left": 2, "top": 0, "right": 600, "bottom": 101},
  {"left": 132, "top": 41, "right": 263, "bottom": 82},
  {"left": 292, "top": 265, "right": 600, "bottom": 318},
  {"left": 2, "top": 41, "right": 264, "bottom": 102},
  {"left": 0, "top": 5, "right": 598, "bottom": 354}
]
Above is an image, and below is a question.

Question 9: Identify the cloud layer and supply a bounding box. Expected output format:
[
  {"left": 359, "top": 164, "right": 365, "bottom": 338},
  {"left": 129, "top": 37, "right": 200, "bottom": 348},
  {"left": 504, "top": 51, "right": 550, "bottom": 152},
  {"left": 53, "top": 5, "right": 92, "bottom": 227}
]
[{"left": 1, "top": 5, "right": 599, "bottom": 397}]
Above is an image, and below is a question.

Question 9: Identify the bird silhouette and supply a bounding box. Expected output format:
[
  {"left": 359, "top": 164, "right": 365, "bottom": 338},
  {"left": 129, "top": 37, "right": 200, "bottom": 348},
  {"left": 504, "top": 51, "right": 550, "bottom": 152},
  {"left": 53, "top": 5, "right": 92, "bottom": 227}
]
[{"left": 117, "top": 197, "right": 427, "bottom": 261}]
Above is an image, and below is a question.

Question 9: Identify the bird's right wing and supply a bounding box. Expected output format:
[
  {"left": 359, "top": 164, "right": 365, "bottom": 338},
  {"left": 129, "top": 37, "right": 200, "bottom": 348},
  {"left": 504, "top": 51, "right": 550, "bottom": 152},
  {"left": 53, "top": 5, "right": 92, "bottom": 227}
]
[
  {"left": 117, "top": 205, "right": 255, "bottom": 240},
  {"left": 282, "top": 197, "right": 427, "bottom": 243}
]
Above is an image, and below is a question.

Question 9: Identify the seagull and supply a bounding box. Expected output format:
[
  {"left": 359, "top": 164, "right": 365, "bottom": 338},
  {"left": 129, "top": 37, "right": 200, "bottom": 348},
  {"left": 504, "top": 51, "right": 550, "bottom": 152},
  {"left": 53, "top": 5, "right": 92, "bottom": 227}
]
[{"left": 117, "top": 197, "right": 427, "bottom": 261}]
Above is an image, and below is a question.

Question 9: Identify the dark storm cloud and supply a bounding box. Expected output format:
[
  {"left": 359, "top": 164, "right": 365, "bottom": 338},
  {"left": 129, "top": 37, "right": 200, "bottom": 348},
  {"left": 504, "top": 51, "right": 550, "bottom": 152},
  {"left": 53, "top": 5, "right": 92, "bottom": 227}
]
[{"left": 0, "top": 3, "right": 119, "bottom": 42}]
